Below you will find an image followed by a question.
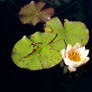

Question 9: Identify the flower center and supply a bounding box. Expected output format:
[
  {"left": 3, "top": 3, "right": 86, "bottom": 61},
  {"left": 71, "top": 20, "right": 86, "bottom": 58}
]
[{"left": 68, "top": 49, "right": 81, "bottom": 62}]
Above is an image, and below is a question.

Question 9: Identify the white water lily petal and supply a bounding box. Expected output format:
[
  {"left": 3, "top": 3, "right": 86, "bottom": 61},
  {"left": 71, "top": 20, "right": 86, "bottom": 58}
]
[
  {"left": 68, "top": 66, "right": 76, "bottom": 72},
  {"left": 61, "top": 43, "right": 90, "bottom": 72},
  {"left": 73, "top": 43, "right": 81, "bottom": 49},
  {"left": 78, "top": 47, "right": 89, "bottom": 59},
  {"left": 83, "top": 57, "right": 90, "bottom": 64},
  {"left": 66, "top": 44, "right": 72, "bottom": 59},
  {"left": 77, "top": 57, "right": 90, "bottom": 67},
  {"left": 66, "top": 44, "right": 72, "bottom": 52},
  {"left": 61, "top": 49, "right": 66, "bottom": 59},
  {"left": 83, "top": 50, "right": 89, "bottom": 58},
  {"left": 64, "top": 58, "right": 70, "bottom": 66},
  {"left": 77, "top": 47, "right": 85, "bottom": 54}
]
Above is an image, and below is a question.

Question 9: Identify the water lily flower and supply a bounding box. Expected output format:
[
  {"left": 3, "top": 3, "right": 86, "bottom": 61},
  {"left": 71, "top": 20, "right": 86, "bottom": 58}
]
[{"left": 61, "top": 43, "right": 90, "bottom": 72}]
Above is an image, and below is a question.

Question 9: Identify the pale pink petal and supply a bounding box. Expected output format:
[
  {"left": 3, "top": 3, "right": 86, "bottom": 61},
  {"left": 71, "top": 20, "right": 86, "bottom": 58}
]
[
  {"left": 64, "top": 58, "right": 70, "bottom": 66},
  {"left": 75, "top": 57, "right": 90, "bottom": 67},
  {"left": 68, "top": 66, "right": 76, "bottom": 72},
  {"left": 66, "top": 44, "right": 72, "bottom": 52},
  {"left": 83, "top": 50, "right": 89, "bottom": 58},
  {"left": 78, "top": 47, "right": 85, "bottom": 54},
  {"left": 48, "top": 17, "right": 51, "bottom": 20},
  {"left": 73, "top": 43, "right": 81, "bottom": 49},
  {"left": 62, "top": 43, "right": 90, "bottom": 72},
  {"left": 78, "top": 48, "right": 89, "bottom": 59},
  {"left": 61, "top": 49, "right": 66, "bottom": 59},
  {"left": 82, "top": 57, "right": 90, "bottom": 65}
]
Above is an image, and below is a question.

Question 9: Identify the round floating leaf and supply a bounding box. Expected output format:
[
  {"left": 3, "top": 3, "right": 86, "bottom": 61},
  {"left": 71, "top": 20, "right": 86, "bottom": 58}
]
[
  {"left": 12, "top": 36, "right": 34, "bottom": 57},
  {"left": 12, "top": 36, "right": 34, "bottom": 68},
  {"left": 12, "top": 17, "right": 89, "bottom": 71},
  {"left": 31, "top": 32, "right": 56, "bottom": 46},
  {"left": 40, "top": 45, "right": 62, "bottom": 69},
  {"left": 50, "top": 39, "right": 66, "bottom": 50},
  {"left": 45, "top": 17, "right": 64, "bottom": 41},
  {"left": 45, "top": 17, "right": 89, "bottom": 46},
  {"left": 12, "top": 32, "right": 65, "bottom": 70},
  {"left": 64, "top": 19, "right": 89, "bottom": 46},
  {"left": 19, "top": 1, "right": 54, "bottom": 25}
]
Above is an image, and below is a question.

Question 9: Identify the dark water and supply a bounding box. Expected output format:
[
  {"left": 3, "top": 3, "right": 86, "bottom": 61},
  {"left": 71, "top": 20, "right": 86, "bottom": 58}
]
[{"left": 1, "top": 0, "right": 92, "bottom": 92}]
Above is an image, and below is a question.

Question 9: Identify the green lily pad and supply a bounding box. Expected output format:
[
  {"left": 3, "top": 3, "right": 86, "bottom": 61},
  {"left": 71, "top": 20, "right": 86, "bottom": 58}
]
[
  {"left": 45, "top": 17, "right": 64, "bottom": 41},
  {"left": 45, "top": 17, "right": 89, "bottom": 46},
  {"left": 12, "top": 17, "right": 89, "bottom": 71},
  {"left": 30, "top": 32, "right": 56, "bottom": 46},
  {"left": 12, "top": 32, "right": 65, "bottom": 70},
  {"left": 40, "top": 45, "right": 62, "bottom": 69},
  {"left": 19, "top": 1, "right": 54, "bottom": 25},
  {"left": 64, "top": 19, "right": 89, "bottom": 46}
]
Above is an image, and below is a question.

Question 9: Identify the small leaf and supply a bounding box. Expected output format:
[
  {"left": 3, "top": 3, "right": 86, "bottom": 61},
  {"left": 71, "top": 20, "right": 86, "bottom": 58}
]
[{"left": 19, "top": 1, "right": 54, "bottom": 25}]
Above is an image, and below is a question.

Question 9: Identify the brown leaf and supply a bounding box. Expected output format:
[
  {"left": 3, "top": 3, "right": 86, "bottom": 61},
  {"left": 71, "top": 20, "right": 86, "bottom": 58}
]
[{"left": 19, "top": 1, "right": 54, "bottom": 25}]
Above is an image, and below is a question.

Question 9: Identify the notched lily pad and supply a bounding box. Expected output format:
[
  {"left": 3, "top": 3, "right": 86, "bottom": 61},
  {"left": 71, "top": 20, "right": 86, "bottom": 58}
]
[
  {"left": 11, "top": 31, "right": 65, "bottom": 70},
  {"left": 45, "top": 17, "right": 65, "bottom": 41},
  {"left": 30, "top": 32, "right": 56, "bottom": 46},
  {"left": 45, "top": 17, "right": 89, "bottom": 46},
  {"left": 64, "top": 19, "right": 89, "bottom": 46},
  {"left": 19, "top": 1, "right": 54, "bottom": 25},
  {"left": 40, "top": 45, "right": 62, "bottom": 69},
  {"left": 12, "top": 17, "right": 89, "bottom": 71}
]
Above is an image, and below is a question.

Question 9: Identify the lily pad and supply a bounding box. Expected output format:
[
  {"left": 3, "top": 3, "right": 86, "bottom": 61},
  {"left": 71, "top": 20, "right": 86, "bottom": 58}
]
[
  {"left": 30, "top": 32, "right": 56, "bottom": 46},
  {"left": 64, "top": 19, "right": 89, "bottom": 46},
  {"left": 12, "top": 17, "right": 89, "bottom": 71},
  {"left": 12, "top": 32, "right": 65, "bottom": 70},
  {"left": 19, "top": 1, "right": 54, "bottom": 25},
  {"left": 45, "top": 17, "right": 89, "bottom": 46},
  {"left": 45, "top": 17, "right": 64, "bottom": 41}
]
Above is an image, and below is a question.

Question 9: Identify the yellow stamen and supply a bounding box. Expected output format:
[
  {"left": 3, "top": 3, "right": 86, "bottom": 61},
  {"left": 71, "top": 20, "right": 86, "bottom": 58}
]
[{"left": 68, "top": 49, "right": 81, "bottom": 62}]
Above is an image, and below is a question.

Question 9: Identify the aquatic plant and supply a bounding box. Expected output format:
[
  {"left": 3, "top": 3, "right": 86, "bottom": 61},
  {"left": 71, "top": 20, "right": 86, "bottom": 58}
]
[
  {"left": 11, "top": 1, "right": 89, "bottom": 73},
  {"left": 19, "top": 1, "right": 54, "bottom": 25},
  {"left": 61, "top": 43, "right": 89, "bottom": 72}
]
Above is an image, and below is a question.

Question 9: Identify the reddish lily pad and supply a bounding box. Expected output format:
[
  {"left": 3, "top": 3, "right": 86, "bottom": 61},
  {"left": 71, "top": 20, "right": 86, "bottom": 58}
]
[{"left": 19, "top": 1, "right": 54, "bottom": 25}]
